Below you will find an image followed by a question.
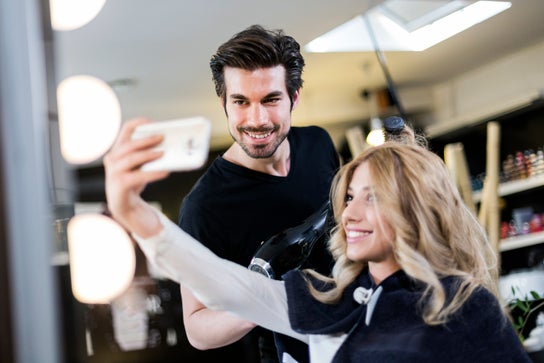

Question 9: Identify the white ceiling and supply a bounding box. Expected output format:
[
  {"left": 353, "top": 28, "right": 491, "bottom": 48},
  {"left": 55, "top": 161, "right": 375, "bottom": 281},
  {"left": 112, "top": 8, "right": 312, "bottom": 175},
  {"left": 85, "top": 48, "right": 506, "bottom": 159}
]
[{"left": 52, "top": 0, "right": 544, "bottom": 151}]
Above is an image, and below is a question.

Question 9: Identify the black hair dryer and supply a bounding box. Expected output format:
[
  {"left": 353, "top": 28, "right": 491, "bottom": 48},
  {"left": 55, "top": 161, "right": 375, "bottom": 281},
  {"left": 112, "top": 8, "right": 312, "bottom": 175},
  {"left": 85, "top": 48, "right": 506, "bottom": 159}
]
[{"left": 248, "top": 201, "right": 334, "bottom": 279}]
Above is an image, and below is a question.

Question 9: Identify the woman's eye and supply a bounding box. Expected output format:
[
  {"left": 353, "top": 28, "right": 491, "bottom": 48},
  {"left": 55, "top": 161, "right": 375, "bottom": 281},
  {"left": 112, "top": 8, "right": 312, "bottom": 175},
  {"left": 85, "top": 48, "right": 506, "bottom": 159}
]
[{"left": 345, "top": 194, "right": 353, "bottom": 205}]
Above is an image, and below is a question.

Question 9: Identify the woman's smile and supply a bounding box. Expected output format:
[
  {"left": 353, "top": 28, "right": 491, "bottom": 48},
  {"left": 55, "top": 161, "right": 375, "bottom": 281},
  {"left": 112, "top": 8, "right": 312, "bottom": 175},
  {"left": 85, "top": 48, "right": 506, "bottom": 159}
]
[{"left": 345, "top": 228, "right": 372, "bottom": 244}]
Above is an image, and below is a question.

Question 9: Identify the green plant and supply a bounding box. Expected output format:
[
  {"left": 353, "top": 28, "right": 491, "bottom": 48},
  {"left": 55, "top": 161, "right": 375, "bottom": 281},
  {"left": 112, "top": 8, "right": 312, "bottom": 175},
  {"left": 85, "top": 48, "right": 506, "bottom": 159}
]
[{"left": 507, "top": 287, "right": 544, "bottom": 342}]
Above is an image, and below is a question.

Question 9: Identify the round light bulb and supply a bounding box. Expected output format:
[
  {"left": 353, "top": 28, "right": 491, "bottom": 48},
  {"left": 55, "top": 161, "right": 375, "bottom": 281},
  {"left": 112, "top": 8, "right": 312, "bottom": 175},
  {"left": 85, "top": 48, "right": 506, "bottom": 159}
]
[
  {"left": 366, "top": 117, "right": 385, "bottom": 146},
  {"left": 68, "top": 214, "right": 135, "bottom": 304},
  {"left": 366, "top": 129, "right": 385, "bottom": 146},
  {"left": 50, "top": 0, "right": 107, "bottom": 31},
  {"left": 57, "top": 75, "right": 121, "bottom": 165}
]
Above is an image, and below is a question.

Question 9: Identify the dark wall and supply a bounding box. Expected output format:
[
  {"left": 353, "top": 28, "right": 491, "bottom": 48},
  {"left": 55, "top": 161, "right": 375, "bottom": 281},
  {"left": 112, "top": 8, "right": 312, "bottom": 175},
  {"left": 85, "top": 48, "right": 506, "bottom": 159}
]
[{"left": 75, "top": 150, "right": 224, "bottom": 221}]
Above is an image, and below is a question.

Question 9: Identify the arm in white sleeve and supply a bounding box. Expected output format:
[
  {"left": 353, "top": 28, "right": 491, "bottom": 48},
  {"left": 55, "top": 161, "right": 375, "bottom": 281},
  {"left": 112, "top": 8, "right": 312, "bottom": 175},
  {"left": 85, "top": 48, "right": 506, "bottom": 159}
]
[{"left": 132, "top": 210, "right": 308, "bottom": 344}]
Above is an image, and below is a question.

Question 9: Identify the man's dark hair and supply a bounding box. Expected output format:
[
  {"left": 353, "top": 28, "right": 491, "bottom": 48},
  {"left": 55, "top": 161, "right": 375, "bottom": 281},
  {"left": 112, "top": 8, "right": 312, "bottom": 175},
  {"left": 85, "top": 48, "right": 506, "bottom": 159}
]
[{"left": 210, "top": 25, "right": 305, "bottom": 107}]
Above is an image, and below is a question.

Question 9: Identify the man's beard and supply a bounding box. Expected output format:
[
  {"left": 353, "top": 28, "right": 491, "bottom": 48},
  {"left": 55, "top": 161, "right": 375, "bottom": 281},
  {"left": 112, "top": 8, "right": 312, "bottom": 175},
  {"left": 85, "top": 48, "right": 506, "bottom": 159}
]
[{"left": 233, "top": 129, "right": 288, "bottom": 159}]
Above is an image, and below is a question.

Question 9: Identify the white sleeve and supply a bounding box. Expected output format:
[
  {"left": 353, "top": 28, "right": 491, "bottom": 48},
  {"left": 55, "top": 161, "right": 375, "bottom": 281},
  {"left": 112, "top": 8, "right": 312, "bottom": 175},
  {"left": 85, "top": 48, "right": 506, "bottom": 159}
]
[{"left": 132, "top": 210, "right": 308, "bottom": 344}]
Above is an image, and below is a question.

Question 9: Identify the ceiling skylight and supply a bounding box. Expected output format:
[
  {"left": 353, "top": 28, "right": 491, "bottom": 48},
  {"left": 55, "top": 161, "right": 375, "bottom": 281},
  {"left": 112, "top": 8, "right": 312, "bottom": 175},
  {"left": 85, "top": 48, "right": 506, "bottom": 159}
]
[{"left": 305, "top": 0, "right": 511, "bottom": 52}]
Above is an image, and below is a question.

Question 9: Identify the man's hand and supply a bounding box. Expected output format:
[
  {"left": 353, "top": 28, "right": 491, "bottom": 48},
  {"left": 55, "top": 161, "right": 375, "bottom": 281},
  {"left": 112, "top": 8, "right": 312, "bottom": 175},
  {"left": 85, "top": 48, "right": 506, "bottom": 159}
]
[{"left": 104, "top": 118, "right": 169, "bottom": 237}]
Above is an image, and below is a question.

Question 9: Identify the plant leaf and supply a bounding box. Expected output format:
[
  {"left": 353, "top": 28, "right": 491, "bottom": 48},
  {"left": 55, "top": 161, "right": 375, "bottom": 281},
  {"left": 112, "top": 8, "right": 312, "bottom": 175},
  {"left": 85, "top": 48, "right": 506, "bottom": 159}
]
[{"left": 516, "top": 300, "right": 529, "bottom": 313}]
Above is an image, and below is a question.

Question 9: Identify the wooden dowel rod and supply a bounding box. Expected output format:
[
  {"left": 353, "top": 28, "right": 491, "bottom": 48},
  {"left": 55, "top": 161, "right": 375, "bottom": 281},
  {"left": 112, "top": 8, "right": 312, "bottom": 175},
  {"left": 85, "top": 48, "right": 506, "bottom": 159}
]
[{"left": 486, "top": 122, "right": 501, "bottom": 254}]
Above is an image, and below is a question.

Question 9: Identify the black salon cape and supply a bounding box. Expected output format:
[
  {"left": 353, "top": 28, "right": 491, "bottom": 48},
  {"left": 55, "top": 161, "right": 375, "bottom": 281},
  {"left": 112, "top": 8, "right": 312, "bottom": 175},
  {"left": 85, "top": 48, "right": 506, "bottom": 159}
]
[{"left": 283, "top": 269, "right": 531, "bottom": 363}]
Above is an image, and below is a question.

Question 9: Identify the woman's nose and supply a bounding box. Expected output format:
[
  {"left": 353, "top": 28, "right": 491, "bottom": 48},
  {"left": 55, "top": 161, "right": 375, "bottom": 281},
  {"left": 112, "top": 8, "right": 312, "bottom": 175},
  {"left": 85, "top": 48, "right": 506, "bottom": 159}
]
[{"left": 343, "top": 200, "right": 362, "bottom": 223}]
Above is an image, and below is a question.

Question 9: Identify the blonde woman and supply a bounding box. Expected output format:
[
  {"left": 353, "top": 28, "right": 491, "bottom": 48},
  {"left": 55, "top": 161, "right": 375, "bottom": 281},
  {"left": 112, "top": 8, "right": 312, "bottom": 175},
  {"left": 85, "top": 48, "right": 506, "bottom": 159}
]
[{"left": 104, "top": 119, "right": 530, "bottom": 362}]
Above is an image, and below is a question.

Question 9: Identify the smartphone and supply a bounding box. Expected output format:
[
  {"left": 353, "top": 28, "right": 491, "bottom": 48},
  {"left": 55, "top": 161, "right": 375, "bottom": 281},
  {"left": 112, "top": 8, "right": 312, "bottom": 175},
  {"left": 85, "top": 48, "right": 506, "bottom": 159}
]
[{"left": 131, "top": 116, "right": 212, "bottom": 172}]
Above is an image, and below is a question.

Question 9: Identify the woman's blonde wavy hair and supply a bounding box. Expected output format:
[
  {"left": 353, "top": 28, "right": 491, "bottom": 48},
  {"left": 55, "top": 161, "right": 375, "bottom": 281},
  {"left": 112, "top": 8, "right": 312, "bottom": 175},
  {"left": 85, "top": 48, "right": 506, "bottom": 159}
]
[{"left": 306, "top": 126, "right": 500, "bottom": 325}]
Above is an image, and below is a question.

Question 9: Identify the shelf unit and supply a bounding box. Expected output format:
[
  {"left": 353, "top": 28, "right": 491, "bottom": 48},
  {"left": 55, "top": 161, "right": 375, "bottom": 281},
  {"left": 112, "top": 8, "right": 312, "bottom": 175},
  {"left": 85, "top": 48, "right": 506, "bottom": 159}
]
[
  {"left": 470, "top": 175, "right": 544, "bottom": 252},
  {"left": 427, "top": 96, "right": 544, "bottom": 262},
  {"left": 473, "top": 174, "right": 544, "bottom": 202}
]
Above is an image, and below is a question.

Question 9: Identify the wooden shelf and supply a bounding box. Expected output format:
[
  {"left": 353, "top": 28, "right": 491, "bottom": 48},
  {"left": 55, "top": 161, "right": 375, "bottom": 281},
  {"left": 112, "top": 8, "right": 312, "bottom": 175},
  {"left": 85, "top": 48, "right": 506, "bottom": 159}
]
[
  {"left": 473, "top": 174, "right": 544, "bottom": 202},
  {"left": 500, "top": 231, "right": 544, "bottom": 252}
]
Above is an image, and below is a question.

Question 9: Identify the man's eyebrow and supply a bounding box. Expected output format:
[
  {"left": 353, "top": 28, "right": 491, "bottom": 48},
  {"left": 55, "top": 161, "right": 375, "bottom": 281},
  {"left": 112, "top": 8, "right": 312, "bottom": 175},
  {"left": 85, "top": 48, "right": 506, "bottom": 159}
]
[
  {"left": 229, "top": 93, "right": 248, "bottom": 100},
  {"left": 228, "top": 91, "right": 284, "bottom": 100},
  {"left": 263, "top": 91, "right": 283, "bottom": 98}
]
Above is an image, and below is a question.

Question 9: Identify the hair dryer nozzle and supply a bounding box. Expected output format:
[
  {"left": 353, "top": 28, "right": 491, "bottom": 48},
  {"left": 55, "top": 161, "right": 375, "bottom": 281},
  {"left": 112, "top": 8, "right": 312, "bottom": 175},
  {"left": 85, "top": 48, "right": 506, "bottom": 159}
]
[{"left": 248, "top": 202, "right": 333, "bottom": 279}]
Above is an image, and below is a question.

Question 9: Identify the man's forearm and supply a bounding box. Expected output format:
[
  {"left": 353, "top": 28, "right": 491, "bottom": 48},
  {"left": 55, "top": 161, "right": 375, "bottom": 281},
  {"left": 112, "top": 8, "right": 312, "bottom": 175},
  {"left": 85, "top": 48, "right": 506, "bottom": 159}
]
[{"left": 182, "top": 302, "right": 256, "bottom": 349}]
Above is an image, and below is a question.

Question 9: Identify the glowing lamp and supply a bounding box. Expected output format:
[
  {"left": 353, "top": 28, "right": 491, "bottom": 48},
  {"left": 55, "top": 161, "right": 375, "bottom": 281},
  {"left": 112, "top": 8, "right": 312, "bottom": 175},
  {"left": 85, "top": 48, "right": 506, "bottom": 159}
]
[
  {"left": 67, "top": 214, "right": 135, "bottom": 304},
  {"left": 57, "top": 75, "right": 121, "bottom": 165},
  {"left": 366, "top": 117, "right": 385, "bottom": 146},
  {"left": 49, "top": 0, "right": 107, "bottom": 31}
]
